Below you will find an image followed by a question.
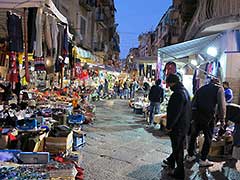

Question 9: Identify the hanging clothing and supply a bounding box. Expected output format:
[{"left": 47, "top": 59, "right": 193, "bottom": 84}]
[
  {"left": 27, "top": 8, "right": 37, "bottom": 53},
  {"left": 139, "top": 64, "right": 145, "bottom": 76},
  {"left": 8, "top": 52, "right": 18, "bottom": 82},
  {"left": 50, "top": 16, "right": 59, "bottom": 67},
  {"left": 35, "top": 7, "right": 43, "bottom": 57},
  {"left": 69, "top": 43, "right": 74, "bottom": 69},
  {"left": 63, "top": 28, "right": 68, "bottom": 55},
  {"left": 216, "top": 61, "right": 223, "bottom": 81},
  {"left": 55, "top": 24, "right": 65, "bottom": 72},
  {"left": 192, "top": 69, "right": 200, "bottom": 95},
  {"left": 7, "top": 12, "right": 23, "bottom": 52},
  {"left": 44, "top": 14, "right": 53, "bottom": 52},
  {"left": 146, "top": 65, "right": 152, "bottom": 78}
]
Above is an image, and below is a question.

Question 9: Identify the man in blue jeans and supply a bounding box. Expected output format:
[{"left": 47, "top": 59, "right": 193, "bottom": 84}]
[{"left": 148, "top": 79, "right": 164, "bottom": 127}]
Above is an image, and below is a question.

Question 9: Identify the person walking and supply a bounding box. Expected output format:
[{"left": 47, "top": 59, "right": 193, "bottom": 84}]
[
  {"left": 223, "top": 81, "right": 233, "bottom": 103},
  {"left": 148, "top": 79, "right": 164, "bottom": 127},
  {"left": 162, "top": 74, "right": 191, "bottom": 179},
  {"left": 186, "top": 78, "right": 226, "bottom": 167},
  {"left": 123, "top": 80, "right": 129, "bottom": 99}
]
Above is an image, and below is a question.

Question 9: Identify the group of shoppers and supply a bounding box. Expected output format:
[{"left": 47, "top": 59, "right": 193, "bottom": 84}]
[
  {"left": 147, "top": 73, "right": 235, "bottom": 179},
  {"left": 113, "top": 79, "right": 139, "bottom": 99}
]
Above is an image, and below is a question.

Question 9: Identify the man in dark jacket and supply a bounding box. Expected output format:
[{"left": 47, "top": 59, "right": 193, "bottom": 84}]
[
  {"left": 148, "top": 79, "right": 164, "bottom": 127},
  {"left": 186, "top": 78, "right": 226, "bottom": 167},
  {"left": 163, "top": 74, "right": 191, "bottom": 179}
]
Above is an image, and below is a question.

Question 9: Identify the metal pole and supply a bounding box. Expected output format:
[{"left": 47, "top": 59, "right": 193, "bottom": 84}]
[{"left": 23, "top": 8, "right": 30, "bottom": 83}]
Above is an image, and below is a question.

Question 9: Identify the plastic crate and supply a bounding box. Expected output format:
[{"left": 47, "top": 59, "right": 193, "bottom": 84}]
[
  {"left": 19, "top": 152, "right": 49, "bottom": 164},
  {"left": 68, "top": 114, "right": 85, "bottom": 124},
  {"left": 16, "top": 118, "right": 37, "bottom": 131}
]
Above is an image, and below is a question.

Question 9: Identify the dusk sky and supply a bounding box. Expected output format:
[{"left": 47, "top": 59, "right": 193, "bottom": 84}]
[{"left": 115, "top": 0, "right": 172, "bottom": 59}]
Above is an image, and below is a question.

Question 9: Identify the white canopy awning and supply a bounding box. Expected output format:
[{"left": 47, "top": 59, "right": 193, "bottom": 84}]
[{"left": 158, "top": 33, "right": 222, "bottom": 61}]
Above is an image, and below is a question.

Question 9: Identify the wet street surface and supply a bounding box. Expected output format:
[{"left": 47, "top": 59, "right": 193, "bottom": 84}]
[{"left": 82, "top": 99, "right": 240, "bottom": 180}]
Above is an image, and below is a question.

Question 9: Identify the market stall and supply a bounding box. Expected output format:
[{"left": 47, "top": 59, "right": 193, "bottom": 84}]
[{"left": 0, "top": 1, "right": 94, "bottom": 179}]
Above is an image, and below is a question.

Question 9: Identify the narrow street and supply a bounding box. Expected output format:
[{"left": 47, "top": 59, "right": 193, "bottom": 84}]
[{"left": 82, "top": 99, "right": 240, "bottom": 180}]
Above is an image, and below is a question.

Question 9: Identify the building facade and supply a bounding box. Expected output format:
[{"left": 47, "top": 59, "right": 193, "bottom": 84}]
[
  {"left": 184, "top": 0, "right": 240, "bottom": 103},
  {"left": 53, "top": 0, "right": 120, "bottom": 68}
]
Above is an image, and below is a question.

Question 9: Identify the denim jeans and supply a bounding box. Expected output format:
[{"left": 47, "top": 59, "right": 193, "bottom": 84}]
[
  {"left": 123, "top": 88, "right": 129, "bottom": 99},
  {"left": 149, "top": 102, "right": 160, "bottom": 124}
]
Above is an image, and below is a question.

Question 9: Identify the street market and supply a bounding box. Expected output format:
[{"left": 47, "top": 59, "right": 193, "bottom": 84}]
[{"left": 0, "top": 0, "right": 240, "bottom": 180}]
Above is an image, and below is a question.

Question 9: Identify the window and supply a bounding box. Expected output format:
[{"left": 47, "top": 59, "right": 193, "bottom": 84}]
[{"left": 78, "top": 15, "right": 87, "bottom": 39}]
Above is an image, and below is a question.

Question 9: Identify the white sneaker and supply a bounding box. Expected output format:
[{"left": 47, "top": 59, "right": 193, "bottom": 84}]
[
  {"left": 185, "top": 155, "right": 196, "bottom": 162},
  {"left": 199, "top": 159, "right": 214, "bottom": 167}
]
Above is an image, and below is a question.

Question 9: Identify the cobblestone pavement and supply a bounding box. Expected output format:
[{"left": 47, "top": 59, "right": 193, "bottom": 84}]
[{"left": 81, "top": 99, "right": 240, "bottom": 180}]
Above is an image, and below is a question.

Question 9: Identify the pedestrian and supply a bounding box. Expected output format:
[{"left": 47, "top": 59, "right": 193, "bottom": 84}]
[
  {"left": 131, "top": 79, "right": 138, "bottom": 99},
  {"left": 123, "top": 80, "right": 129, "bottom": 99},
  {"left": 147, "top": 79, "right": 164, "bottom": 127},
  {"left": 143, "top": 81, "right": 150, "bottom": 97},
  {"left": 162, "top": 74, "right": 191, "bottom": 179},
  {"left": 223, "top": 81, "right": 233, "bottom": 103},
  {"left": 103, "top": 79, "right": 109, "bottom": 96},
  {"left": 186, "top": 77, "right": 226, "bottom": 167}
]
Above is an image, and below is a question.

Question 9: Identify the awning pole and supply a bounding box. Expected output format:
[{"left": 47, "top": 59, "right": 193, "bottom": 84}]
[{"left": 23, "top": 8, "right": 30, "bottom": 83}]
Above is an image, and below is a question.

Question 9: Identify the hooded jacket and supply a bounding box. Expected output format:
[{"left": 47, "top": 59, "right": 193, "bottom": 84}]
[{"left": 166, "top": 82, "right": 191, "bottom": 134}]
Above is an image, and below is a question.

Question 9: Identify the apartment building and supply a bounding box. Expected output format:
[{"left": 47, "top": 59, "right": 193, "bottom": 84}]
[{"left": 53, "top": 0, "right": 120, "bottom": 67}]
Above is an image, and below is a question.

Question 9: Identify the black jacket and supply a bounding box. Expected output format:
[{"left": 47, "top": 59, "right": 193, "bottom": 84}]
[
  {"left": 166, "top": 82, "right": 191, "bottom": 134},
  {"left": 148, "top": 85, "right": 164, "bottom": 103},
  {"left": 192, "top": 82, "right": 226, "bottom": 122}
]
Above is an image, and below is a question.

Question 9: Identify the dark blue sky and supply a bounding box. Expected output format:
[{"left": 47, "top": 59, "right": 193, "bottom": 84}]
[{"left": 115, "top": 0, "right": 172, "bottom": 59}]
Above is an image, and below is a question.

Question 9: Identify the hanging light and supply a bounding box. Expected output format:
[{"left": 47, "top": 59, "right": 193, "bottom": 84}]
[
  {"left": 191, "top": 59, "right": 198, "bottom": 66},
  {"left": 207, "top": 47, "right": 218, "bottom": 57}
]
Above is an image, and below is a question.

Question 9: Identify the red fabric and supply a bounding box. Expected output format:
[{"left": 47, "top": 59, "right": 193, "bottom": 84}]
[
  {"left": 80, "top": 70, "right": 89, "bottom": 80},
  {"left": 8, "top": 133, "right": 17, "bottom": 141},
  {"left": 53, "top": 156, "right": 84, "bottom": 180},
  {"left": 75, "top": 63, "right": 82, "bottom": 79},
  {"left": 8, "top": 52, "right": 18, "bottom": 83}
]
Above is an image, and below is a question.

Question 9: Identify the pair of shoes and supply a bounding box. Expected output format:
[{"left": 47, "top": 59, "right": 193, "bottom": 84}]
[
  {"left": 185, "top": 155, "right": 196, "bottom": 162},
  {"left": 145, "top": 124, "right": 154, "bottom": 128},
  {"left": 199, "top": 159, "right": 214, "bottom": 167},
  {"left": 162, "top": 159, "right": 175, "bottom": 169}
]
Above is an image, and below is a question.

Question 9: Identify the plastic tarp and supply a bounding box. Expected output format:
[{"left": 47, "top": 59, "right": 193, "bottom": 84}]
[{"left": 158, "top": 33, "right": 222, "bottom": 61}]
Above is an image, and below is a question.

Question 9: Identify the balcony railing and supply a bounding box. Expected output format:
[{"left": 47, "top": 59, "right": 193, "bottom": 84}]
[
  {"left": 185, "top": 0, "right": 240, "bottom": 40},
  {"left": 79, "top": 0, "right": 96, "bottom": 11}
]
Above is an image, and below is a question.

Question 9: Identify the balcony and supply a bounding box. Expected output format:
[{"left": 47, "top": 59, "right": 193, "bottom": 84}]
[
  {"left": 79, "top": 0, "right": 96, "bottom": 11},
  {"left": 95, "top": 7, "right": 107, "bottom": 27},
  {"left": 185, "top": 0, "right": 240, "bottom": 40}
]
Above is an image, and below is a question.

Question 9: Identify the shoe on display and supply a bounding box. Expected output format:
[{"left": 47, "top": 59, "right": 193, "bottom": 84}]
[
  {"left": 199, "top": 159, "right": 214, "bottom": 167},
  {"left": 185, "top": 155, "right": 196, "bottom": 162}
]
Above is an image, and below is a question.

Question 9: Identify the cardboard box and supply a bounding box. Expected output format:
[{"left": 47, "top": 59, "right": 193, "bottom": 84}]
[
  {"left": 45, "top": 131, "right": 73, "bottom": 154},
  {"left": 154, "top": 114, "right": 167, "bottom": 126},
  {"left": 198, "top": 136, "right": 225, "bottom": 157}
]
